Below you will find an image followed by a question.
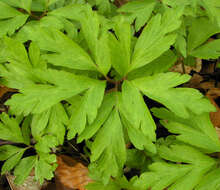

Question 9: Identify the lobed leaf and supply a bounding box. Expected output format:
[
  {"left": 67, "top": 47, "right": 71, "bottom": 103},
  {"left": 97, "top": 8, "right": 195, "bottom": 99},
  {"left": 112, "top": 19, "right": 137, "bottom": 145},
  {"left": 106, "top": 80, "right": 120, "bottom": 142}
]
[
  {"left": 130, "top": 8, "right": 183, "bottom": 71},
  {"left": 120, "top": 81, "right": 156, "bottom": 153},
  {"left": 22, "top": 27, "right": 97, "bottom": 71},
  {"left": 108, "top": 17, "right": 131, "bottom": 76},
  {"left": 190, "top": 39, "right": 220, "bottom": 59},
  {"left": 187, "top": 17, "right": 220, "bottom": 52},
  {"left": 117, "top": 0, "right": 156, "bottom": 31},
  {"left": 0, "top": 113, "right": 25, "bottom": 143},
  {"left": 152, "top": 108, "right": 220, "bottom": 153},
  {"left": 14, "top": 156, "right": 37, "bottom": 185},
  {"left": 6, "top": 69, "right": 101, "bottom": 115},
  {"left": 68, "top": 81, "right": 106, "bottom": 139},
  {"left": 0, "top": 2, "right": 29, "bottom": 37},
  {"left": 90, "top": 95, "right": 126, "bottom": 184},
  {"left": 132, "top": 141, "right": 218, "bottom": 190},
  {"left": 132, "top": 72, "right": 215, "bottom": 118}
]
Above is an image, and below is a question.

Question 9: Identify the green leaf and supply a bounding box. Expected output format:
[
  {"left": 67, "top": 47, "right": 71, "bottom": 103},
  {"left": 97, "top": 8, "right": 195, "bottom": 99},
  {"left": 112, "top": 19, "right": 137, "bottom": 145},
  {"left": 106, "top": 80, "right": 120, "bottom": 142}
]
[
  {"left": 187, "top": 17, "right": 220, "bottom": 52},
  {"left": 46, "top": 103, "right": 68, "bottom": 145},
  {"left": 0, "top": 113, "right": 25, "bottom": 143},
  {"left": 90, "top": 101, "right": 126, "bottom": 184},
  {"left": 77, "top": 93, "right": 115, "bottom": 143},
  {"left": 68, "top": 81, "right": 105, "bottom": 139},
  {"left": 0, "top": 0, "right": 32, "bottom": 13},
  {"left": 108, "top": 17, "right": 131, "bottom": 76},
  {"left": 31, "top": 109, "right": 51, "bottom": 140},
  {"left": 132, "top": 72, "right": 215, "bottom": 118},
  {"left": 0, "top": 38, "right": 37, "bottom": 89},
  {"left": 86, "top": 180, "right": 120, "bottom": 190},
  {"left": 22, "top": 27, "right": 97, "bottom": 71},
  {"left": 120, "top": 81, "right": 156, "bottom": 153},
  {"left": 202, "top": 0, "right": 220, "bottom": 26},
  {"left": 35, "top": 135, "right": 58, "bottom": 153},
  {"left": 127, "top": 50, "right": 177, "bottom": 79},
  {"left": 35, "top": 154, "right": 57, "bottom": 184},
  {"left": 190, "top": 39, "right": 220, "bottom": 59},
  {"left": 96, "top": 0, "right": 112, "bottom": 15},
  {"left": 28, "top": 42, "right": 41, "bottom": 67},
  {"left": 50, "top": 5, "right": 112, "bottom": 74},
  {"left": 0, "top": 2, "right": 29, "bottom": 37},
  {"left": 126, "top": 149, "right": 147, "bottom": 170},
  {"left": 79, "top": 5, "right": 111, "bottom": 75},
  {"left": 152, "top": 108, "right": 220, "bottom": 153},
  {"left": 1, "top": 37, "right": 30, "bottom": 65},
  {"left": 1, "top": 148, "right": 26, "bottom": 174},
  {"left": 49, "top": 4, "right": 83, "bottom": 20},
  {"left": 6, "top": 69, "right": 100, "bottom": 115},
  {"left": 175, "top": 34, "right": 187, "bottom": 57},
  {"left": 14, "top": 156, "right": 37, "bottom": 185},
  {"left": 117, "top": 0, "right": 156, "bottom": 31},
  {"left": 195, "top": 168, "right": 220, "bottom": 190},
  {"left": 0, "top": 145, "right": 24, "bottom": 161},
  {"left": 21, "top": 116, "right": 32, "bottom": 145},
  {"left": 162, "top": 0, "right": 196, "bottom": 7},
  {"left": 130, "top": 8, "right": 183, "bottom": 70},
  {"left": 132, "top": 141, "right": 218, "bottom": 190}
]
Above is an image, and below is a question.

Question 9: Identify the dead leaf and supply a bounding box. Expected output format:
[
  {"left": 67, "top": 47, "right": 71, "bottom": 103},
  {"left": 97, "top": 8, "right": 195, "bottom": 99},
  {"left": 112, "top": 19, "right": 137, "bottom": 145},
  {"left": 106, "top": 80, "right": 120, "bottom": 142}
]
[
  {"left": 114, "top": 0, "right": 128, "bottom": 7},
  {"left": 206, "top": 88, "right": 220, "bottom": 128},
  {"left": 170, "top": 58, "right": 201, "bottom": 74},
  {"left": 184, "top": 74, "right": 203, "bottom": 88},
  {"left": 6, "top": 172, "right": 41, "bottom": 190},
  {"left": 55, "top": 155, "right": 92, "bottom": 190},
  {"left": 0, "top": 86, "right": 15, "bottom": 99},
  {"left": 216, "top": 127, "right": 220, "bottom": 140}
]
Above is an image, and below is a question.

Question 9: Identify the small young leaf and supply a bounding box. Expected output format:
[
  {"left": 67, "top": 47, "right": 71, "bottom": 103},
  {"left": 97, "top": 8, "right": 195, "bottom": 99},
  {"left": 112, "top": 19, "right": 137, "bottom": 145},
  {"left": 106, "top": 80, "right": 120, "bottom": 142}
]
[
  {"left": 35, "top": 156, "right": 56, "bottom": 184},
  {"left": 35, "top": 135, "right": 58, "bottom": 153}
]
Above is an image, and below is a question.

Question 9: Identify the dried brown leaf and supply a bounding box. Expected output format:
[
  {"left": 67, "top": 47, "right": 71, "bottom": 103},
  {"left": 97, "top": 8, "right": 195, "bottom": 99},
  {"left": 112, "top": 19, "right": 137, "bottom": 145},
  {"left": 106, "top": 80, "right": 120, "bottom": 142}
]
[
  {"left": 206, "top": 88, "right": 220, "bottom": 128},
  {"left": 55, "top": 155, "right": 92, "bottom": 190}
]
